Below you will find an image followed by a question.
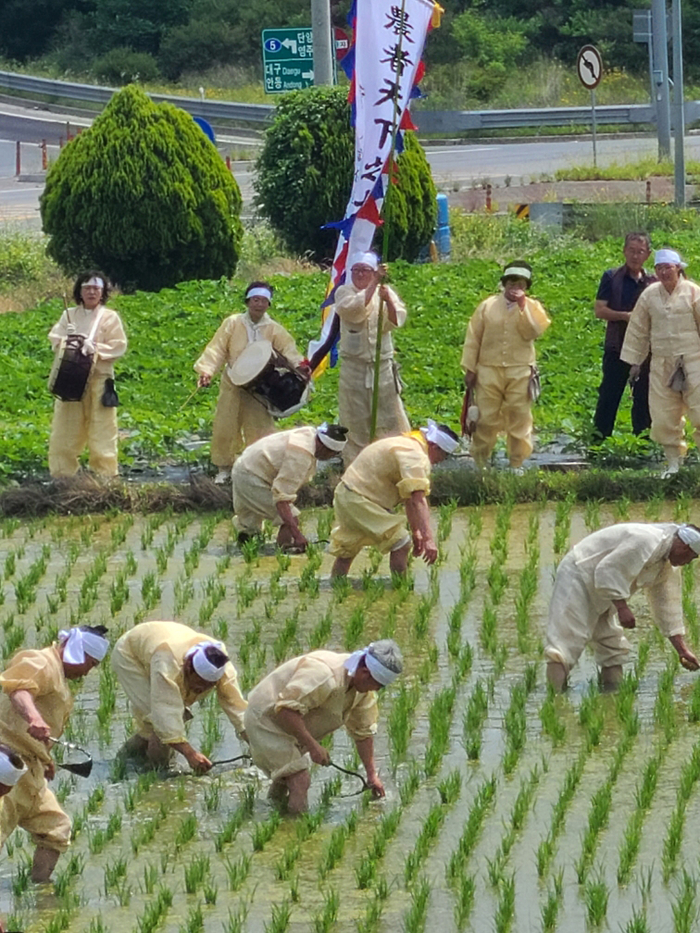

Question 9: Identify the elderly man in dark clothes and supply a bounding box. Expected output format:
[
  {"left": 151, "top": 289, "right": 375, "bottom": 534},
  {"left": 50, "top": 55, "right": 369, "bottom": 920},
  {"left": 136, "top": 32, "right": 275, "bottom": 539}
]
[{"left": 592, "top": 232, "right": 654, "bottom": 440}]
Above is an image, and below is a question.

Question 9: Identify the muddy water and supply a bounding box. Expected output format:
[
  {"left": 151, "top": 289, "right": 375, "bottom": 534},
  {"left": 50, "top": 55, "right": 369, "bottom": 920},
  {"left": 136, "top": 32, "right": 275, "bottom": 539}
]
[{"left": 0, "top": 503, "right": 700, "bottom": 931}]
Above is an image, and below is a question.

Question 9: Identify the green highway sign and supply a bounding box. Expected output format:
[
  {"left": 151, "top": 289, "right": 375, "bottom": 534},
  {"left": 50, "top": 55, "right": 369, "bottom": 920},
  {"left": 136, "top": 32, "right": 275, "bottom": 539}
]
[{"left": 262, "top": 28, "right": 315, "bottom": 93}]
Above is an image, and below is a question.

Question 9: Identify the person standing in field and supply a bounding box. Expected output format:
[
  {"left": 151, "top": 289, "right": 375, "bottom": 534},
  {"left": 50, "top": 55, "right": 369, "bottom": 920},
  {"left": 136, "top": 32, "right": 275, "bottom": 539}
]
[
  {"left": 329, "top": 421, "right": 459, "bottom": 578},
  {"left": 330, "top": 252, "right": 410, "bottom": 467},
  {"left": 620, "top": 248, "right": 700, "bottom": 477},
  {"left": 48, "top": 272, "right": 127, "bottom": 478},
  {"left": 194, "top": 281, "right": 310, "bottom": 484},
  {"left": 0, "top": 743, "right": 28, "bottom": 933},
  {"left": 244, "top": 640, "right": 402, "bottom": 814},
  {"left": 545, "top": 522, "right": 700, "bottom": 691},
  {"left": 231, "top": 423, "right": 348, "bottom": 550},
  {"left": 112, "top": 621, "right": 247, "bottom": 771},
  {"left": 592, "top": 232, "right": 654, "bottom": 441},
  {"left": 461, "top": 261, "right": 550, "bottom": 473},
  {"left": 0, "top": 625, "right": 109, "bottom": 881}
]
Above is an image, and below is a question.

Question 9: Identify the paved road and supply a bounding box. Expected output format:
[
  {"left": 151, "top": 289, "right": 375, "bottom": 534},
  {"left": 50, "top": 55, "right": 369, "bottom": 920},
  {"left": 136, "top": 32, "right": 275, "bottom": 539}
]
[{"left": 2, "top": 101, "right": 698, "bottom": 227}]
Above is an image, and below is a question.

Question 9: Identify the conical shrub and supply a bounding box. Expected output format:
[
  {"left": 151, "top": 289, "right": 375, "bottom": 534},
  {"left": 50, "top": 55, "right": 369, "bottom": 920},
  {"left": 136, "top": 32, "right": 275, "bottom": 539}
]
[{"left": 40, "top": 84, "right": 243, "bottom": 291}]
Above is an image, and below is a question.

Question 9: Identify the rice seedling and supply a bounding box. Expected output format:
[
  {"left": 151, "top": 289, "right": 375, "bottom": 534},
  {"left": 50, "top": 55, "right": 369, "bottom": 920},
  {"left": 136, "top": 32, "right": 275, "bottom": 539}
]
[
  {"left": 463, "top": 678, "right": 490, "bottom": 759},
  {"left": 312, "top": 887, "right": 339, "bottom": 933},
  {"left": 89, "top": 810, "right": 123, "bottom": 854},
  {"left": 175, "top": 812, "right": 198, "bottom": 850},
  {"left": 141, "top": 571, "right": 162, "bottom": 611},
  {"left": 252, "top": 811, "right": 282, "bottom": 851},
  {"left": 494, "top": 872, "right": 515, "bottom": 933},
  {"left": 110, "top": 570, "right": 130, "bottom": 616},
  {"left": 135, "top": 886, "right": 173, "bottom": 933},
  {"left": 44, "top": 907, "right": 74, "bottom": 933},
  {"left": 617, "top": 810, "right": 644, "bottom": 886},
  {"left": 318, "top": 822, "right": 352, "bottom": 879},
  {"left": 274, "top": 843, "right": 301, "bottom": 881},
  {"left": 183, "top": 854, "right": 210, "bottom": 894},
  {"left": 309, "top": 606, "right": 334, "bottom": 650},
  {"left": 613, "top": 494, "right": 632, "bottom": 521},
  {"left": 405, "top": 801, "right": 449, "bottom": 883},
  {"left": 623, "top": 907, "right": 651, "bottom": 933},
  {"left": 538, "top": 686, "right": 567, "bottom": 745},
  {"left": 88, "top": 916, "right": 109, "bottom": 933},
  {"left": 264, "top": 898, "right": 292, "bottom": 933},
  {"left": 584, "top": 873, "right": 610, "bottom": 927},
  {"left": 437, "top": 769, "right": 462, "bottom": 805},
  {"left": 540, "top": 869, "right": 564, "bottom": 932},
  {"left": 356, "top": 877, "right": 390, "bottom": 933},
  {"left": 584, "top": 498, "right": 602, "bottom": 531},
  {"left": 674, "top": 491, "right": 692, "bottom": 523},
  {"left": 344, "top": 605, "right": 366, "bottom": 650},
  {"left": 453, "top": 871, "right": 475, "bottom": 930},
  {"left": 223, "top": 900, "right": 252, "bottom": 933},
  {"left": 671, "top": 869, "right": 700, "bottom": 933},
  {"left": 142, "top": 862, "right": 158, "bottom": 895},
  {"left": 11, "top": 857, "right": 31, "bottom": 897},
  {"left": 103, "top": 855, "right": 127, "bottom": 894},
  {"left": 446, "top": 776, "right": 497, "bottom": 885},
  {"left": 402, "top": 875, "right": 430, "bottom": 933},
  {"left": 552, "top": 494, "right": 574, "bottom": 558},
  {"left": 125, "top": 549, "right": 138, "bottom": 574},
  {"left": 223, "top": 852, "right": 252, "bottom": 891}
]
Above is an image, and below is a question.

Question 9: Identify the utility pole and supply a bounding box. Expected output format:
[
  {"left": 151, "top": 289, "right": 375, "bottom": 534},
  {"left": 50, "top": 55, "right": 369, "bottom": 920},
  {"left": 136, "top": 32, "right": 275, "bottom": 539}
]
[
  {"left": 672, "top": 0, "right": 686, "bottom": 206},
  {"left": 651, "top": 0, "right": 672, "bottom": 159},
  {"left": 311, "top": 0, "right": 334, "bottom": 85}
]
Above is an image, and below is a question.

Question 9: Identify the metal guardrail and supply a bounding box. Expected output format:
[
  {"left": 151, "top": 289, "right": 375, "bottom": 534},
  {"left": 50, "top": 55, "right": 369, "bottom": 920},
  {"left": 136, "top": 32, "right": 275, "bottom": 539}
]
[
  {"left": 0, "top": 71, "right": 274, "bottom": 125},
  {"left": 3, "top": 69, "right": 700, "bottom": 133}
]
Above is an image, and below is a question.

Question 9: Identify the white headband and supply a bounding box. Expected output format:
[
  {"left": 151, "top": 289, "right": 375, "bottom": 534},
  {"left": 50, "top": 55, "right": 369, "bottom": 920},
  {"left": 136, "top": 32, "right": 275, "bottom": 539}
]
[
  {"left": 59, "top": 628, "right": 109, "bottom": 664},
  {"left": 344, "top": 645, "right": 399, "bottom": 687},
  {"left": 246, "top": 287, "right": 272, "bottom": 302},
  {"left": 678, "top": 525, "right": 700, "bottom": 554},
  {"left": 350, "top": 251, "right": 379, "bottom": 271},
  {"left": 502, "top": 265, "right": 531, "bottom": 281},
  {"left": 317, "top": 422, "right": 347, "bottom": 452},
  {"left": 655, "top": 249, "right": 687, "bottom": 269},
  {"left": 0, "top": 750, "right": 27, "bottom": 787},
  {"left": 186, "top": 642, "right": 227, "bottom": 682},
  {"left": 420, "top": 419, "right": 459, "bottom": 454},
  {"left": 84, "top": 277, "right": 104, "bottom": 288}
]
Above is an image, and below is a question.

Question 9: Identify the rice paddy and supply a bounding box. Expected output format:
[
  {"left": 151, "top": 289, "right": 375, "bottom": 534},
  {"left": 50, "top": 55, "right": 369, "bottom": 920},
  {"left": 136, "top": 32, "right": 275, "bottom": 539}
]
[{"left": 1, "top": 498, "right": 700, "bottom": 931}]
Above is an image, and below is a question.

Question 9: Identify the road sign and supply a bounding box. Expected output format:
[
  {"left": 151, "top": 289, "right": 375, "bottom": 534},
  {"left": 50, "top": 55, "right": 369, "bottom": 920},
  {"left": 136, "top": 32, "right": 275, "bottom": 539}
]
[
  {"left": 576, "top": 45, "right": 603, "bottom": 90},
  {"left": 262, "top": 28, "right": 315, "bottom": 94}
]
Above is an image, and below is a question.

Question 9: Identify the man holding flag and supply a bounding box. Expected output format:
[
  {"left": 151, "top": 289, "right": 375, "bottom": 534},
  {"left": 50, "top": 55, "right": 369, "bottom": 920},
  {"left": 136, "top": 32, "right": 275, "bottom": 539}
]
[{"left": 334, "top": 251, "right": 409, "bottom": 465}]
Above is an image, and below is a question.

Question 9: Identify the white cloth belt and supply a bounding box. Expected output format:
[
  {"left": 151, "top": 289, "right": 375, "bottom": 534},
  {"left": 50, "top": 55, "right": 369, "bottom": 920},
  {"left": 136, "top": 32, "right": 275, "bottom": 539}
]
[
  {"left": 59, "top": 627, "right": 109, "bottom": 663},
  {"left": 185, "top": 641, "right": 227, "bottom": 682},
  {"left": 0, "top": 750, "right": 27, "bottom": 786}
]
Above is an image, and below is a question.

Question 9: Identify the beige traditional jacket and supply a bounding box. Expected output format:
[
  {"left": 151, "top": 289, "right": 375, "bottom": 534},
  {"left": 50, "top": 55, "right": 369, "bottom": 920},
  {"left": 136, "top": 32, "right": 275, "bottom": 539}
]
[
  {"left": 566, "top": 522, "right": 684, "bottom": 636},
  {"left": 194, "top": 313, "right": 302, "bottom": 379},
  {"left": 461, "top": 293, "right": 551, "bottom": 372},
  {"left": 246, "top": 650, "right": 378, "bottom": 742},
  {"left": 342, "top": 431, "right": 431, "bottom": 509},
  {"left": 334, "top": 284, "right": 406, "bottom": 363},
  {"left": 0, "top": 646, "right": 73, "bottom": 765},
  {"left": 234, "top": 426, "right": 318, "bottom": 504},
  {"left": 621, "top": 280, "right": 700, "bottom": 365},
  {"left": 113, "top": 621, "right": 247, "bottom": 743},
  {"left": 49, "top": 305, "right": 127, "bottom": 378}
]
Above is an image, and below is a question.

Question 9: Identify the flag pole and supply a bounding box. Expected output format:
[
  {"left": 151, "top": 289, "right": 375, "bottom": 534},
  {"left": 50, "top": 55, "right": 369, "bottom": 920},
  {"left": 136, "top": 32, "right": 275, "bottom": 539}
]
[{"left": 369, "top": 0, "right": 410, "bottom": 442}]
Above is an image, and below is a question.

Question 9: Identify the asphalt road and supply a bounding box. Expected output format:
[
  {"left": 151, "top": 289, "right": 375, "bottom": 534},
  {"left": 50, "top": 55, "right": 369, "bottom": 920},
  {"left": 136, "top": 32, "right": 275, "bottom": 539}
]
[{"left": 2, "top": 101, "right": 700, "bottom": 227}]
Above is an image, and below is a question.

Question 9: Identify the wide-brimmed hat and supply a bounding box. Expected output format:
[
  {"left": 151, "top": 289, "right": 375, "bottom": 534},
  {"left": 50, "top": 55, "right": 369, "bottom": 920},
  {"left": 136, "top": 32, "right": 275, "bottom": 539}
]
[{"left": 501, "top": 261, "right": 532, "bottom": 288}]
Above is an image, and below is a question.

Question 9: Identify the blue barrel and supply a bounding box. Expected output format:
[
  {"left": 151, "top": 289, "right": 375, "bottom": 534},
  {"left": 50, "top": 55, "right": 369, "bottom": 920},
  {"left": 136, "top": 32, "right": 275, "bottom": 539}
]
[{"left": 435, "top": 192, "right": 451, "bottom": 258}]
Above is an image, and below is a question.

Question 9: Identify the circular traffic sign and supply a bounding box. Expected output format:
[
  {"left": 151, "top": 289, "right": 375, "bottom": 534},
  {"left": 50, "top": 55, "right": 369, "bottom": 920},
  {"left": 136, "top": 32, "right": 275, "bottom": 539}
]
[
  {"left": 264, "top": 38, "right": 282, "bottom": 53},
  {"left": 577, "top": 45, "right": 602, "bottom": 90}
]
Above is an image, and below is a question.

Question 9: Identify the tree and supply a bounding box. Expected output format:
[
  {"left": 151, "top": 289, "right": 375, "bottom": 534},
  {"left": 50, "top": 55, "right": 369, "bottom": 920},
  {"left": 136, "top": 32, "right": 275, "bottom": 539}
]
[
  {"left": 40, "top": 85, "right": 243, "bottom": 292},
  {"left": 254, "top": 86, "right": 437, "bottom": 263}
]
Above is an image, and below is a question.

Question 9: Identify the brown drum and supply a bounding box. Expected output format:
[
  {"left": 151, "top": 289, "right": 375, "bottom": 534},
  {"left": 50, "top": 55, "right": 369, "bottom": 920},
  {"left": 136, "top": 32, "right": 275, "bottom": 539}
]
[
  {"left": 48, "top": 335, "right": 94, "bottom": 402},
  {"left": 227, "top": 340, "right": 310, "bottom": 418}
]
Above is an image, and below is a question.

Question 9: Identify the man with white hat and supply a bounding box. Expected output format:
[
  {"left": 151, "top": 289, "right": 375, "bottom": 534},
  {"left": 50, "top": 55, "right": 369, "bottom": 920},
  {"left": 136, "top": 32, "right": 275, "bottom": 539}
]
[
  {"left": 461, "top": 260, "right": 550, "bottom": 472},
  {"left": 621, "top": 248, "right": 700, "bottom": 477},
  {"left": 194, "top": 280, "right": 310, "bottom": 483},
  {"left": 331, "top": 252, "right": 410, "bottom": 466},
  {"left": 0, "top": 625, "right": 109, "bottom": 881},
  {"left": 231, "top": 423, "right": 348, "bottom": 551},
  {"left": 48, "top": 270, "right": 127, "bottom": 477},
  {"left": 545, "top": 522, "right": 700, "bottom": 692},
  {"left": 245, "top": 640, "right": 403, "bottom": 813},
  {"left": 329, "top": 421, "right": 459, "bottom": 577},
  {"left": 112, "top": 621, "right": 247, "bottom": 771}
]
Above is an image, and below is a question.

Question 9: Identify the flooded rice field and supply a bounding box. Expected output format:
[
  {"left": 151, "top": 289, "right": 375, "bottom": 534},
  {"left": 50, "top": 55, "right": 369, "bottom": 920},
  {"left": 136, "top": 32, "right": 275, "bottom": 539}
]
[{"left": 1, "top": 495, "right": 700, "bottom": 932}]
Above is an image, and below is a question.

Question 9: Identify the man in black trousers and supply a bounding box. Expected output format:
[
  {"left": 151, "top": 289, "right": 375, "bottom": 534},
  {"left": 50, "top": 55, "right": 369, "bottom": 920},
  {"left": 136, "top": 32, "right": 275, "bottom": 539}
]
[{"left": 592, "top": 232, "right": 654, "bottom": 440}]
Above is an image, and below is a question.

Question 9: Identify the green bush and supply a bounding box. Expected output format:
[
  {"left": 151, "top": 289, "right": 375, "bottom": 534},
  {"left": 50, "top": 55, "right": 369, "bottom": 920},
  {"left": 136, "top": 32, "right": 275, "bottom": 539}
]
[
  {"left": 93, "top": 48, "right": 160, "bottom": 85},
  {"left": 254, "top": 86, "right": 437, "bottom": 263},
  {"left": 40, "top": 85, "right": 243, "bottom": 292}
]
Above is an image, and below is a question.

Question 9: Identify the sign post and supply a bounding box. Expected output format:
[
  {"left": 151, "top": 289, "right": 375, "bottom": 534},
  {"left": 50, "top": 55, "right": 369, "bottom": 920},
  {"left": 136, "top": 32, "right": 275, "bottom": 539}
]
[
  {"left": 576, "top": 45, "right": 603, "bottom": 167},
  {"left": 262, "top": 28, "right": 315, "bottom": 94}
]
